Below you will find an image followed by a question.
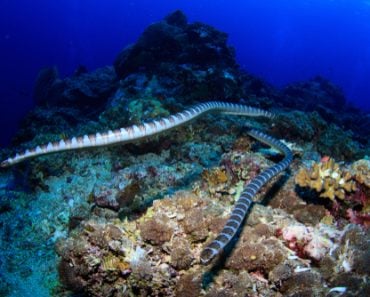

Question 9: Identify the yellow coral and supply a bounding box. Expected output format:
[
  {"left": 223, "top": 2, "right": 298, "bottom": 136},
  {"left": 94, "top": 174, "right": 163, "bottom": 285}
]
[
  {"left": 295, "top": 158, "right": 356, "bottom": 201},
  {"left": 101, "top": 254, "right": 130, "bottom": 272},
  {"left": 202, "top": 168, "right": 228, "bottom": 187}
]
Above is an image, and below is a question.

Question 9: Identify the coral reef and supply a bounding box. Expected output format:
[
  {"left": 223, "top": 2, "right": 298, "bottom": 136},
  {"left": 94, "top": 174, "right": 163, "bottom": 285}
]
[
  {"left": 54, "top": 188, "right": 369, "bottom": 296},
  {"left": 272, "top": 110, "right": 369, "bottom": 160},
  {"left": 273, "top": 110, "right": 326, "bottom": 143},
  {"left": 0, "top": 9, "right": 369, "bottom": 297},
  {"left": 2, "top": 125, "right": 369, "bottom": 296},
  {"left": 295, "top": 157, "right": 370, "bottom": 229},
  {"left": 281, "top": 76, "right": 370, "bottom": 146}
]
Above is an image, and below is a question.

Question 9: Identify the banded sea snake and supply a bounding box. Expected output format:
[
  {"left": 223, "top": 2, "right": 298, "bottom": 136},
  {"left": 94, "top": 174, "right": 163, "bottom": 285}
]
[{"left": 0, "top": 101, "right": 293, "bottom": 264}]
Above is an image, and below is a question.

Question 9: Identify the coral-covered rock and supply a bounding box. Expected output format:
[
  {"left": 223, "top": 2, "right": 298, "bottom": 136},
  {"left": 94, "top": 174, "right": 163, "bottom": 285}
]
[
  {"left": 317, "top": 124, "right": 364, "bottom": 160},
  {"left": 226, "top": 238, "right": 285, "bottom": 272},
  {"left": 336, "top": 224, "right": 370, "bottom": 275},
  {"left": 272, "top": 110, "right": 367, "bottom": 160},
  {"left": 291, "top": 204, "right": 327, "bottom": 226},
  {"left": 352, "top": 159, "right": 370, "bottom": 189},
  {"left": 272, "top": 110, "right": 326, "bottom": 143},
  {"left": 93, "top": 181, "right": 141, "bottom": 211},
  {"left": 51, "top": 181, "right": 370, "bottom": 297},
  {"left": 279, "top": 76, "right": 370, "bottom": 148},
  {"left": 329, "top": 273, "right": 370, "bottom": 297},
  {"left": 56, "top": 220, "right": 150, "bottom": 297},
  {"left": 11, "top": 67, "right": 118, "bottom": 148},
  {"left": 180, "top": 208, "right": 209, "bottom": 242},
  {"left": 319, "top": 224, "right": 370, "bottom": 296},
  {"left": 279, "top": 271, "right": 326, "bottom": 296},
  {"left": 205, "top": 271, "right": 254, "bottom": 297},
  {"left": 175, "top": 273, "right": 201, "bottom": 297}
]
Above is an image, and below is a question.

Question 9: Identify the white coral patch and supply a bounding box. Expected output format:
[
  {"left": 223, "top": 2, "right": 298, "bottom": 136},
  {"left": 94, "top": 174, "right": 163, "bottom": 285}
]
[
  {"left": 282, "top": 224, "right": 335, "bottom": 261},
  {"left": 128, "top": 246, "right": 147, "bottom": 266},
  {"left": 282, "top": 225, "right": 312, "bottom": 242},
  {"left": 304, "top": 233, "right": 333, "bottom": 261}
]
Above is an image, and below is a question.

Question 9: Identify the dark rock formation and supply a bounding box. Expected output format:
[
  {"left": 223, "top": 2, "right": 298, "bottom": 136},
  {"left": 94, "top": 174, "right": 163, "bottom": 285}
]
[
  {"left": 33, "top": 66, "right": 118, "bottom": 109},
  {"left": 114, "top": 10, "right": 236, "bottom": 78},
  {"left": 280, "top": 76, "right": 370, "bottom": 144},
  {"left": 114, "top": 10, "right": 244, "bottom": 102},
  {"left": 281, "top": 76, "right": 347, "bottom": 112}
]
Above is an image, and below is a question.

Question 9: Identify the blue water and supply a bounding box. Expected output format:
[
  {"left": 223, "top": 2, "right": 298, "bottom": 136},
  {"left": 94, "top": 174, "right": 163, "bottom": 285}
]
[{"left": 1, "top": 0, "right": 369, "bottom": 147}]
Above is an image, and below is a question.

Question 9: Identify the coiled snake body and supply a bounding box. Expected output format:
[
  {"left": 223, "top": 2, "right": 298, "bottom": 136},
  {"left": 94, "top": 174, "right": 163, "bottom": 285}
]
[{"left": 1, "top": 101, "right": 292, "bottom": 264}]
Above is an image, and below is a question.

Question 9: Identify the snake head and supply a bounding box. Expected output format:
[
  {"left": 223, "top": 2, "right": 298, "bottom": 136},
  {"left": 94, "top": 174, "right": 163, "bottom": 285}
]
[{"left": 0, "top": 159, "right": 11, "bottom": 168}]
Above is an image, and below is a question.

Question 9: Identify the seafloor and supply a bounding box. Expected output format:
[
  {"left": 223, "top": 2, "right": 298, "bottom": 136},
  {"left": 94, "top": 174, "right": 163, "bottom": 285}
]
[{"left": 0, "top": 11, "right": 369, "bottom": 297}]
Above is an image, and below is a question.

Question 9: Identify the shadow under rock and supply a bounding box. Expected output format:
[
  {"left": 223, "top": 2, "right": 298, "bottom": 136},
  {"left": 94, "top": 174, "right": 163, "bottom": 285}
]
[{"left": 259, "top": 171, "right": 291, "bottom": 206}]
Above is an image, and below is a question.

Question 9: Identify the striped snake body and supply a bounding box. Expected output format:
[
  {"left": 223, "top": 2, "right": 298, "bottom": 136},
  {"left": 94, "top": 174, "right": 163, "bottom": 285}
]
[{"left": 0, "top": 101, "right": 292, "bottom": 264}]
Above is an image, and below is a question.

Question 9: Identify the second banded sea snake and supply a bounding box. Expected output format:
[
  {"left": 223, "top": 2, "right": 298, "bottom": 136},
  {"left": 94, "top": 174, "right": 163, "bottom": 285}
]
[
  {"left": 200, "top": 129, "right": 293, "bottom": 264},
  {"left": 0, "top": 101, "right": 293, "bottom": 264}
]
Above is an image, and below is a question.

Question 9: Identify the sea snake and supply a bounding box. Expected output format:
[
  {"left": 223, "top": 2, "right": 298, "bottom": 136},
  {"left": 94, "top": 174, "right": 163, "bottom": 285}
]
[{"left": 0, "top": 101, "right": 293, "bottom": 264}]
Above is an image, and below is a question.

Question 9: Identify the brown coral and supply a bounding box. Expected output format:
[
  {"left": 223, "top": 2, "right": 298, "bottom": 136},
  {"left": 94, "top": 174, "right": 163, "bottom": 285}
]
[
  {"left": 295, "top": 158, "right": 356, "bottom": 200},
  {"left": 175, "top": 273, "right": 201, "bottom": 297},
  {"left": 232, "top": 136, "right": 253, "bottom": 152},
  {"left": 139, "top": 218, "right": 173, "bottom": 245},
  {"left": 170, "top": 238, "right": 194, "bottom": 270},
  {"left": 180, "top": 208, "right": 208, "bottom": 242},
  {"left": 280, "top": 271, "right": 327, "bottom": 296}
]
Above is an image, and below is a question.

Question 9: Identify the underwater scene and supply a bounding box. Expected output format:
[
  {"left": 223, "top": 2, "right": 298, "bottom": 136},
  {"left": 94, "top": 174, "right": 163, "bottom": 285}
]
[{"left": 0, "top": 2, "right": 369, "bottom": 297}]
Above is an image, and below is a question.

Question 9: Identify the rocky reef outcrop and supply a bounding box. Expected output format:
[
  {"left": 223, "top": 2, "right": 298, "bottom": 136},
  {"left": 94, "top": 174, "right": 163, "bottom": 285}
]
[{"left": 114, "top": 10, "right": 244, "bottom": 102}]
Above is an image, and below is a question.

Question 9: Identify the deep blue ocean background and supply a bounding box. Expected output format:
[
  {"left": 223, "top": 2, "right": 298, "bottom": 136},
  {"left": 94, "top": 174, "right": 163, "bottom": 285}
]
[{"left": 1, "top": 0, "right": 369, "bottom": 148}]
